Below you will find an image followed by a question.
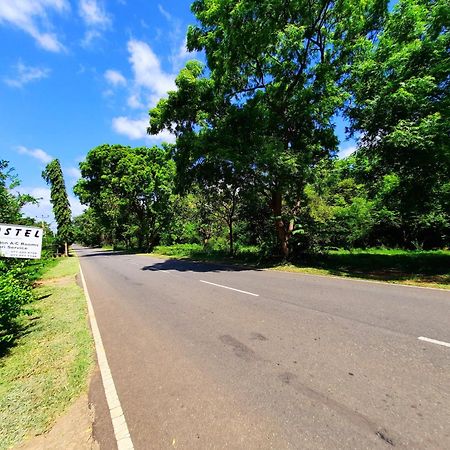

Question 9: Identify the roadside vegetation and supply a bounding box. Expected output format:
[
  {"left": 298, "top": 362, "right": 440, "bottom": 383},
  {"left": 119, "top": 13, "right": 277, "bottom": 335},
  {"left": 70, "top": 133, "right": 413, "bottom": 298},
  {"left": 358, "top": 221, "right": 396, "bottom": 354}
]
[
  {"left": 1, "top": 160, "right": 93, "bottom": 449},
  {"left": 0, "top": 255, "right": 93, "bottom": 450},
  {"left": 147, "top": 245, "right": 450, "bottom": 289},
  {"left": 0, "top": 0, "right": 448, "bottom": 442},
  {"left": 0, "top": 161, "right": 58, "bottom": 346},
  {"left": 71, "top": 0, "right": 449, "bottom": 287}
]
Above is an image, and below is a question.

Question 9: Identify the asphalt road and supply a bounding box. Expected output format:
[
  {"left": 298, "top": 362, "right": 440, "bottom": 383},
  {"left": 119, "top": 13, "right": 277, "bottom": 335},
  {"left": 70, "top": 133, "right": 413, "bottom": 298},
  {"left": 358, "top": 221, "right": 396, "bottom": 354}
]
[{"left": 75, "top": 246, "right": 450, "bottom": 449}]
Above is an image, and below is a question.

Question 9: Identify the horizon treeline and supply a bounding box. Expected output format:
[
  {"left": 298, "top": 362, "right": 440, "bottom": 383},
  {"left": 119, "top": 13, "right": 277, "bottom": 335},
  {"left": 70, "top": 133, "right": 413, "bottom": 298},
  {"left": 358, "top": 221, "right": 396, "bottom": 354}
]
[{"left": 73, "top": 0, "right": 449, "bottom": 256}]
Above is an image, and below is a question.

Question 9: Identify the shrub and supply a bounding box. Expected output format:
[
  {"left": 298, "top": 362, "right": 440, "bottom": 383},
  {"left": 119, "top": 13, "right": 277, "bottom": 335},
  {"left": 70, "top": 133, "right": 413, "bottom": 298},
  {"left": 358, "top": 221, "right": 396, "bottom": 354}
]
[{"left": 0, "top": 267, "right": 33, "bottom": 343}]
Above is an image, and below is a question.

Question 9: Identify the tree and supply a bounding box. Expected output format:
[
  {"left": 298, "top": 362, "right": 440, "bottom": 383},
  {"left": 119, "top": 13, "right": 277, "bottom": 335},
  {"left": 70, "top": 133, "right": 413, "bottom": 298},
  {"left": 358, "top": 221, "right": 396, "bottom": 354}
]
[
  {"left": 74, "top": 145, "right": 176, "bottom": 251},
  {"left": 0, "top": 160, "right": 36, "bottom": 224},
  {"left": 347, "top": 0, "right": 450, "bottom": 247},
  {"left": 0, "top": 161, "right": 37, "bottom": 343},
  {"left": 151, "top": 0, "right": 386, "bottom": 257},
  {"left": 72, "top": 208, "right": 105, "bottom": 247},
  {"left": 42, "top": 159, "right": 72, "bottom": 256}
]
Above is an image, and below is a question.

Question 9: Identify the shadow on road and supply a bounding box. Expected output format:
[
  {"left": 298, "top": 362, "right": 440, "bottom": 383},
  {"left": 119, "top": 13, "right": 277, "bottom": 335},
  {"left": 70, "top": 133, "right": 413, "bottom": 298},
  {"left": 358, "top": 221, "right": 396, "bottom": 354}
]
[
  {"left": 77, "top": 250, "right": 127, "bottom": 258},
  {"left": 141, "top": 258, "right": 258, "bottom": 273}
]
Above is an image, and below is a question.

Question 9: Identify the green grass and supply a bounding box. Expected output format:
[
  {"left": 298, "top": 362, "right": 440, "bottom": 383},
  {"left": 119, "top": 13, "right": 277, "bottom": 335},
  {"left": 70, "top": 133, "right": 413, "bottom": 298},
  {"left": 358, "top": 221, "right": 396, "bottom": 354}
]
[
  {"left": 146, "top": 244, "right": 450, "bottom": 289},
  {"left": 272, "top": 249, "right": 450, "bottom": 288},
  {"left": 0, "top": 255, "right": 94, "bottom": 450},
  {"left": 150, "top": 243, "right": 262, "bottom": 264}
]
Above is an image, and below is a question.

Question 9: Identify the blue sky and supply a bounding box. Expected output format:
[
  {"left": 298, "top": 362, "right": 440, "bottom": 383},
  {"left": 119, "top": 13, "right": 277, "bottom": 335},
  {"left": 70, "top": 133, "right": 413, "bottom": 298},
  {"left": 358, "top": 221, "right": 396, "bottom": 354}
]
[{"left": 0, "top": 0, "right": 354, "bottom": 224}]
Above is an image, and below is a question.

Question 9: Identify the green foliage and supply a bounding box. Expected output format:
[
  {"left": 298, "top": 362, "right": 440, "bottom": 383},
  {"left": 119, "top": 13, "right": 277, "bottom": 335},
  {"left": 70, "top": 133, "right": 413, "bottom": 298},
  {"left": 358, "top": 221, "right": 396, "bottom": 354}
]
[
  {"left": 70, "top": 0, "right": 449, "bottom": 262},
  {"left": 150, "top": 0, "right": 387, "bottom": 256},
  {"left": 42, "top": 159, "right": 73, "bottom": 254},
  {"left": 0, "top": 161, "right": 47, "bottom": 344},
  {"left": 0, "top": 263, "right": 33, "bottom": 343},
  {"left": 0, "top": 256, "right": 93, "bottom": 449},
  {"left": 348, "top": 0, "right": 450, "bottom": 247},
  {"left": 0, "top": 160, "right": 37, "bottom": 224},
  {"left": 72, "top": 208, "right": 105, "bottom": 247},
  {"left": 74, "top": 145, "right": 176, "bottom": 251},
  {"left": 300, "top": 158, "right": 374, "bottom": 250}
]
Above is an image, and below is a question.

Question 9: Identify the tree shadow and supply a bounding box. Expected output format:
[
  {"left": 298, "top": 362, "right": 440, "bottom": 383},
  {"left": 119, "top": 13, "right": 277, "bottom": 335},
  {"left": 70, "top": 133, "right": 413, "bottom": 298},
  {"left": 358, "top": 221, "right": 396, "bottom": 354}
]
[
  {"left": 78, "top": 250, "right": 127, "bottom": 258},
  {"left": 0, "top": 317, "right": 41, "bottom": 359},
  {"left": 141, "top": 258, "right": 259, "bottom": 273}
]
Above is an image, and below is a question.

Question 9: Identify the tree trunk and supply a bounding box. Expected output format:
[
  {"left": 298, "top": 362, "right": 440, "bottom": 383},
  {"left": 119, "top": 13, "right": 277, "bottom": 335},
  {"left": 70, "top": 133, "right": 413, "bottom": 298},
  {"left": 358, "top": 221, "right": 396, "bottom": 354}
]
[
  {"left": 64, "top": 241, "right": 68, "bottom": 257},
  {"left": 272, "top": 191, "right": 290, "bottom": 258},
  {"left": 228, "top": 193, "right": 237, "bottom": 256},
  {"left": 228, "top": 218, "right": 234, "bottom": 256}
]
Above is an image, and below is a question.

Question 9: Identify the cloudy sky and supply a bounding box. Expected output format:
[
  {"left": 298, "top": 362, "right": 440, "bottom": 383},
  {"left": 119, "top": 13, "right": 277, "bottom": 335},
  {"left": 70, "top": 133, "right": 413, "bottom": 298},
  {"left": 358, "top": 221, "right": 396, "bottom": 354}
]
[{"left": 0, "top": 0, "right": 354, "bottom": 224}]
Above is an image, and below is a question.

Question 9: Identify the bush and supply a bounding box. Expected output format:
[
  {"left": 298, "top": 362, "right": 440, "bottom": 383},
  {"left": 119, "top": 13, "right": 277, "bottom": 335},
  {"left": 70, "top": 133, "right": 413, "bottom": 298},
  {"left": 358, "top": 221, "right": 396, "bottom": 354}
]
[{"left": 0, "top": 267, "right": 33, "bottom": 343}]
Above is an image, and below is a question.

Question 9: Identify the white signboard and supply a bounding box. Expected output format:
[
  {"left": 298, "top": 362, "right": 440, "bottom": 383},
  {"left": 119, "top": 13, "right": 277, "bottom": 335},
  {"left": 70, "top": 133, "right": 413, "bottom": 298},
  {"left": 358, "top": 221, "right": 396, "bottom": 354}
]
[{"left": 0, "top": 223, "right": 43, "bottom": 259}]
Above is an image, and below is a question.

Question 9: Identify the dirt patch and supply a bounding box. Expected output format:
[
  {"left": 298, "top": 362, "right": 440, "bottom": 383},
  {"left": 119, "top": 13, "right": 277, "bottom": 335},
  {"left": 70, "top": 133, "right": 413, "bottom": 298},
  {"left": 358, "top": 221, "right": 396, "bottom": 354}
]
[
  {"left": 35, "top": 276, "right": 74, "bottom": 287},
  {"left": 16, "top": 394, "right": 99, "bottom": 450}
]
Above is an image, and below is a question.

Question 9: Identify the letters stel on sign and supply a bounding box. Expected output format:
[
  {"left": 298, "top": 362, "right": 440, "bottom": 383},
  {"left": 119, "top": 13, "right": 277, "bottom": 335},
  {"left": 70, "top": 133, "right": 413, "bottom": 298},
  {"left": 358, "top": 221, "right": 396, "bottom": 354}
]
[{"left": 0, "top": 223, "right": 43, "bottom": 259}]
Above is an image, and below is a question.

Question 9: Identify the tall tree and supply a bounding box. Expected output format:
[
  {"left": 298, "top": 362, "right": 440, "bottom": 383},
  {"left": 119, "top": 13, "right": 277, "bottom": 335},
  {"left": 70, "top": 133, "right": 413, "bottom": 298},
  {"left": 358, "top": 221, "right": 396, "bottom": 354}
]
[
  {"left": 151, "top": 0, "right": 386, "bottom": 257},
  {"left": 74, "top": 145, "right": 175, "bottom": 251},
  {"left": 72, "top": 208, "right": 105, "bottom": 248},
  {"left": 347, "top": 0, "right": 450, "bottom": 247},
  {"left": 42, "top": 159, "right": 72, "bottom": 256}
]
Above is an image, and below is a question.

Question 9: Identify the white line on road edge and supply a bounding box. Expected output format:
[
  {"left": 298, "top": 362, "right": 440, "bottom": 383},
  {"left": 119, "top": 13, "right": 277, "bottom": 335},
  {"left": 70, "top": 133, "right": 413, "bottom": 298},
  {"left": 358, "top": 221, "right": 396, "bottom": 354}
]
[
  {"left": 79, "top": 265, "right": 134, "bottom": 450},
  {"left": 418, "top": 336, "right": 450, "bottom": 348},
  {"left": 199, "top": 280, "right": 259, "bottom": 297}
]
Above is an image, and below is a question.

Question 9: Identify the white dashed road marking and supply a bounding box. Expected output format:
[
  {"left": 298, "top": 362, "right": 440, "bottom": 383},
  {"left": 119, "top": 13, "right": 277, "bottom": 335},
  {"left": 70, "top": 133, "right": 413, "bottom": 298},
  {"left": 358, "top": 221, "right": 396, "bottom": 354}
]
[
  {"left": 418, "top": 336, "right": 450, "bottom": 348},
  {"left": 199, "top": 280, "right": 259, "bottom": 297}
]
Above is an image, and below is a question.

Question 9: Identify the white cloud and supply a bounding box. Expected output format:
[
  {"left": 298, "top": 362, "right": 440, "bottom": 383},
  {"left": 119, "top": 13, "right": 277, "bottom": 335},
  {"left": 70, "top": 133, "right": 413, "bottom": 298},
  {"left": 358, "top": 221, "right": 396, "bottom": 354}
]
[
  {"left": 169, "top": 37, "right": 198, "bottom": 71},
  {"left": 104, "top": 69, "right": 126, "bottom": 87},
  {"left": 176, "top": 38, "right": 190, "bottom": 61},
  {"left": 69, "top": 195, "right": 85, "bottom": 217},
  {"left": 128, "top": 39, "right": 176, "bottom": 99},
  {"left": 111, "top": 39, "right": 178, "bottom": 142},
  {"left": 17, "top": 186, "right": 52, "bottom": 224},
  {"left": 156, "top": 5, "right": 196, "bottom": 71},
  {"left": 112, "top": 116, "right": 148, "bottom": 140},
  {"left": 17, "top": 145, "right": 53, "bottom": 163},
  {"left": 112, "top": 116, "right": 175, "bottom": 143},
  {"left": 4, "top": 62, "right": 50, "bottom": 88},
  {"left": 338, "top": 145, "right": 357, "bottom": 159},
  {"left": 127, "top": 93, "right": 144, "bottom": 109},
  {"left": 158, "top": 4, "right": 172, "bottom": 21},
  {"left": 123, "top": 39, "right": 176, "bottom": 120},
  {"left": 78, "top": 0, "right": 111, "bottom": 46},
  {"left": 18, "top": 186, "right": 85, "bottom": 225},
  {"left": 0, "top": 0, "right": 68, "bottom": 52},
  {"left": 79, "top": 0, "right": 110, "bottom": 26},
  {"left": 65, "top": 167, "right": 81, "bottom": 179},
  {"left": 81, "top": 29, "right": 101, "bottom": 47}
]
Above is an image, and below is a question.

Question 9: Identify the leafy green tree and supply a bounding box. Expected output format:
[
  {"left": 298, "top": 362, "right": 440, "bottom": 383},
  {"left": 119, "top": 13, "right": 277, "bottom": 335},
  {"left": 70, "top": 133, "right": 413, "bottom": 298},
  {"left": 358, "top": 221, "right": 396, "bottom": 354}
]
[
  {"left": 302, "top": 158, "right": 375, "bottom": 249},
  {"left": 74, "top": 145, "right": 176, "bottom": 251},
  {"left": 151, "top": 0, "right": 386, "bottom": 257},
  {"left": 42, "top": 159, "right": 73, "bottom": 256},
  {"left": 72, "top": 208, "right": 105, "bottom": 247},
  {"left": 0, "top": 160, "right": 36, "bottom": 224},
  {"left": 347, "top": 0, "right": 450, "bottom": 247}
]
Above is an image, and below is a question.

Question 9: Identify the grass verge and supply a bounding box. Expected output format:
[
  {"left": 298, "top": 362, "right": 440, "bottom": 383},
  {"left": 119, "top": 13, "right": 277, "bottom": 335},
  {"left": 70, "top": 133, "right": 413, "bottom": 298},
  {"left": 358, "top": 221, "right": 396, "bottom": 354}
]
[
  {"left": 0, "top": 255, "right": 94, "bottom": 450},
  {"left": 146, "top": 245, "right": 450, "bottom": 289}
]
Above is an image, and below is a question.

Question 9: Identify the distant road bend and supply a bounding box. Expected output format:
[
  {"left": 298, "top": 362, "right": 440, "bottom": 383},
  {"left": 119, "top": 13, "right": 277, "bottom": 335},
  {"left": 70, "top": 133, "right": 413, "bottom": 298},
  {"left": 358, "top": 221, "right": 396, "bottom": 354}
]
[{"left": 75, "top": 245, "right": 450, "bottom": 449}]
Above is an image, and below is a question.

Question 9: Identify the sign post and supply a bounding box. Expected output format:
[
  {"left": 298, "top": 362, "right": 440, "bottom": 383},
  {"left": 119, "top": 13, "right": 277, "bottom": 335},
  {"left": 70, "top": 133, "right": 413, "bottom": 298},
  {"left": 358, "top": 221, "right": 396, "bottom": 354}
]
[{"left": 0, "top": 223, "right": 43, "bottom": 259}]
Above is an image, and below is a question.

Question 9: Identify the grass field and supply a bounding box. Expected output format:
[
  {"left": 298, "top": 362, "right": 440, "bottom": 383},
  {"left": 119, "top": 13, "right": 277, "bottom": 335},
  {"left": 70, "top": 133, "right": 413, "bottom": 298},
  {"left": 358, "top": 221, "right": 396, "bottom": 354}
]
[
  {"left": 148, "top": 245, "right": 450, "bottom": 289},
  {"left": 0, "top": 255, "right": 94, "bottom": 450}
]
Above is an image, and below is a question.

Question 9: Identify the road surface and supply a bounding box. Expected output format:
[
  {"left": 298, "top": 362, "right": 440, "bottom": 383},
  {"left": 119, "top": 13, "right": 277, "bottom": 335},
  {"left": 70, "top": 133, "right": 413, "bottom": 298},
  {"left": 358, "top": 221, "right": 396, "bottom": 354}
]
[{"left": 75, "top": 246, "right": 450, "bottom": 449}]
